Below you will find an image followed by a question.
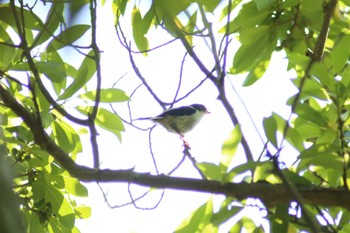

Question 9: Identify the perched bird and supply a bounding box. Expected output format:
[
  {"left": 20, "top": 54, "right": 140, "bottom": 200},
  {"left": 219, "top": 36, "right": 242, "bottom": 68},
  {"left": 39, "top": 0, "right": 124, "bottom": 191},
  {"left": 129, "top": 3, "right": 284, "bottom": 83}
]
[
  {"left": 137, "top": 104, "right": 209, "bottom": 143},
  {"left": 150, "top": 104, "right": 209, "bottom": 137}
]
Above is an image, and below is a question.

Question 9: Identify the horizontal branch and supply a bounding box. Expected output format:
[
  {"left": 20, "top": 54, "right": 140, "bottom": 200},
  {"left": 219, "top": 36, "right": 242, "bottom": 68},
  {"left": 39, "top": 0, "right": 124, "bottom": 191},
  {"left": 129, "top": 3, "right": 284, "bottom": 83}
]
[
  {"left": 78, "top": 168, "right": 350, "bottom": 210},
  {"left": 1, "top": 82, "right": 350, "bottom": 211}
]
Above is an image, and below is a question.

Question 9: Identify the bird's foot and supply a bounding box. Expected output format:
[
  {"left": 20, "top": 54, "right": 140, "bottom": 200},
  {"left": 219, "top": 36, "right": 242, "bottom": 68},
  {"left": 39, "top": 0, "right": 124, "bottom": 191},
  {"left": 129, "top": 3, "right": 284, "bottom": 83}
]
[{"left": 180, "top": 135, "right": 191, "bottom": 150}]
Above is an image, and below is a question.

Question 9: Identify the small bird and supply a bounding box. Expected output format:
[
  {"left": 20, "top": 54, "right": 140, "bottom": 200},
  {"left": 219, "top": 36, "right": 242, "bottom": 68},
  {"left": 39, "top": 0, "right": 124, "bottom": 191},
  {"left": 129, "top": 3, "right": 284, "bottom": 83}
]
[
  {"left": 137, "top": 104, "right": 209, "bottom": 144},
  {"left": 151, "top": 104, "right": 209, "bottom": 136}
]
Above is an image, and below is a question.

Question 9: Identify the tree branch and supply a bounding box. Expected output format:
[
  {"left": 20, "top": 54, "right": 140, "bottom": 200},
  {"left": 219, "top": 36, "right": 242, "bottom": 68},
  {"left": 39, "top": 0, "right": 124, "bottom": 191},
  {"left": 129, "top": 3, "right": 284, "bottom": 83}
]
[{"left": 2, "top": 82, "right": 350, "bottom": 211}]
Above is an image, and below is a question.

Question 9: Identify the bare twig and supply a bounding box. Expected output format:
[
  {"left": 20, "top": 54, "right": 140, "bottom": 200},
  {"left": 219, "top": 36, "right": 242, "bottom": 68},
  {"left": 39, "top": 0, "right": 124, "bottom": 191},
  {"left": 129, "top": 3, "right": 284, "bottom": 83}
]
[
  {"left": 127, "top": 182, "right": 165, "bottom": 210},
  {"left": 171, "top": 52, "right": 188, "bottom": 107},
  {"left": 148, "top": 127, "right": 160, "bottom": 175},
  {"left": 183, "top": 144, "right": 207, "bottom": 179},
  {"left": 89, "top": 0, "right": 102, "bottom": 168}
]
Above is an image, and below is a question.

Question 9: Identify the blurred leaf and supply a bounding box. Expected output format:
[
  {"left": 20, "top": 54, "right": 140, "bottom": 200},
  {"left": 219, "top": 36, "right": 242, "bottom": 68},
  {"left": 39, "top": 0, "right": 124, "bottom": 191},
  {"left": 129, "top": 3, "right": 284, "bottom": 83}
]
[
  {"left": 267, "top": 112, "right": 304, "bottom": 152},
  {"left": 45, "top": 184, "right": 64, "bottom": 214},
  {"left": 113, "top": 0, "right": 128, "bottom": 16},
  {"left": 332, "top": 35, "right": 350, "bottom": 73},
  {"left": 253, "top": 161, "right": 275, "bottom": 182},
  {"left": 132, "top": 7, "right": 149, "bottom": 52},
  {"left": 59, "top": 50, "right": 96, "bottom": 100},
  {"left": 11, "top": 61, "right": 66, "bottom": 83},
  {"left": 231, "top": 26, "right": 276, "bottom": 74},
  {"left": 197, "top": 0, "right": 221, "bottom": 12},
  {"left": 282, "top": 169, "right": 312, "bottom": 186},
  {"left": 0, "top": 4, "right": 42, "bottom": 30},
  {"left": 175, "top": 198, "right": 214, "bottom": 233},
  {"left": 0, "top": 27, "right": 18, "bottom": 69},
  {"left": 211, "top": 200, "right": 243, "bottom": 226},
  {"left": 196, "top": 162, "right": 221, "bottom": 180},
  {"left": 77, "top": 106, "right": 124, "bottom": 141},
  {"left": 57, "top": 175, "right": 88, "bottom": 197},
  {"left": 79, "top": 88, "right": 129, "bottom": 103},
  {"left": 282, "top": 0, "right": 300, "bottom": 8},
  {"left": 219, "top": 2, "right": 271, "bottom": 34},
  {"left": 74, "top": 206, "right": 91, "bottom": 219},
  {"left": 253, "top": 0, "right": 274, "bottom": 11},
  {"left": 26, "top": 212, "right": 45, "bottom": 233},
  {"left": 243, "top": 59, "right": 270, "bottom": 86},
  {"left": 34, "top": 2, "right": 64, "bottom": 47},
  {"left": 220, "top": 0, "right": 243, "bottom": 21},
  {"left": 155, "top": 0, "right": 191, "bottom": 18},
  {"left": 52, "top": 121, "right": 76, "bottom": 154},
  {"left": 300, "top": 0, "right": 323, "bottom": 30},
  {"left": 271, "top": 204, "right": 289, "bottom": 233},
  {"left": 263, "top": 115, "right": 278, "bottom": 148},
  {"left": 220, "top": 125, "right": 242, "bottom": 176},
  {"left": 310, "top": 63, "right": 334, "bottom": 91},
  {"left": 47, "top": 25, "right": 90, "bottom": 52},
  {"left": 223, "top": 161, "right": 261, "bottom": 182}
]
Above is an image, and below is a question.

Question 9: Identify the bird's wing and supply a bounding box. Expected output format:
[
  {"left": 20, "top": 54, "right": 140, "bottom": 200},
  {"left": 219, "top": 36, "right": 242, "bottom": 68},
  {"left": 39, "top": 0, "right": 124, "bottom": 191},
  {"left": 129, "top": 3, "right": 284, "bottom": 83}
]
[{"left": 157, "top": 106, "right": 196, "bottom": 117}]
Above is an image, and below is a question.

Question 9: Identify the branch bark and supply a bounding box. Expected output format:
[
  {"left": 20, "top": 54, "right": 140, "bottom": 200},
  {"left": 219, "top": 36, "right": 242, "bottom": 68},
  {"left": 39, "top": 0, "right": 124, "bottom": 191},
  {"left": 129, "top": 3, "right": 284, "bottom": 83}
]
[{"left": 1, "top": 83, "right": 350, "bottom": 211}]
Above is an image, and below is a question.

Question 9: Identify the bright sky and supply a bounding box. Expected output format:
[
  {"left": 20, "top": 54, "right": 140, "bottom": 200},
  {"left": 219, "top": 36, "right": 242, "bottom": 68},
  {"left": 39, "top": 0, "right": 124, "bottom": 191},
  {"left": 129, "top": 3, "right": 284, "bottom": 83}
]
[{"left": 65, "top": 1, "right": 299, "bottom": 232}]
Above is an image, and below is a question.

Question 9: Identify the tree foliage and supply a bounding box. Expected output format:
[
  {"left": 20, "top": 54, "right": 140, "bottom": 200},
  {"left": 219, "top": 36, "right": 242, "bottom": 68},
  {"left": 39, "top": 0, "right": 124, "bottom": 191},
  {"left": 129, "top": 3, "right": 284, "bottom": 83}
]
[{"left": 1, "top": 0, "right": 350, "bottom": 232}]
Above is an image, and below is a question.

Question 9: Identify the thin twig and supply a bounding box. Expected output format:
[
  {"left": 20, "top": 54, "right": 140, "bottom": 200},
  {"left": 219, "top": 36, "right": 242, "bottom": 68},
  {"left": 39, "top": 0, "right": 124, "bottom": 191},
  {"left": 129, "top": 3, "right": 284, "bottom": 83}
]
[
  {"left": 183, "top": 144, "right": 207, "bottom": 179},
  {"left": 171, "top": 52, "right": 188, "bottom": 107},
  {"left": 89, "top": 0, "right": 102, "bottom": 168}
]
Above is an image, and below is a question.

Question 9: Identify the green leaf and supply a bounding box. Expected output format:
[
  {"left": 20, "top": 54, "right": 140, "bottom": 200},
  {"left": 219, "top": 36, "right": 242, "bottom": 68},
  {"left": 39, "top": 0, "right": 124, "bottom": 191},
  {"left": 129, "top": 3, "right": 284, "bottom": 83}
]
[
  {"left": 47, "top": 25, "right": 91, "bottom": 52},
  {"left": 132, "top": 7, "right": 149, "bottom": 52},
  {"left": 271, "top": 204, "right": 289, "bottom": 233},
  {"left": 220, "top": 125, "right": 242, "bottom": 176},
  {"left": 223, "top": 161, "right": 261, "bottom": 182},
  {"left": 220, "top": 2, "right": 271, "bottom": 34},
  {"left": 74, "top": 206, "right": 91, "bottom": 219},
  {"left": 175, "top": 198, "right": 214, "bottom": 233},
  {"left": 0, "top": 27, "right": 18, "bottom": 69},
  {"left": 45, "top": 184, "right": 64, "bottom": 214},
  {"left": 220, "top": 0, "right": 243, "bottom": 21},
  {"left": 58, "top": 50, "right": 96, "bottom": 100},
  {"left": 32, "top": 174, "right": 46, "bottom": 202},
  {"left": 11, "top": 61, "right": 67, "bottom": 83},
  {"left": 300, "top": 0, "right": 323, "bottom": 30},
  {"left": 282, "top": 169, "right": 312, "bottom": 186},
  {"left": 79, "top": 88, "right": 129, "bottom": 102},
  {"left": 263, "top": 115, "right": 278, "bottom": 148},
  {"left": 196, "top": 162, "right": 221, "bottom": 180},
  {"left": 25, "top": 212, "right": 45, "bottom": 233},
  {"left": 34, "top": 2, "right": 64, "bottom": 47},
  {"left": 267, "top": 112, "right": 305, "bottom": 151},
  {"left": 310, "top": 62, "right": 334, "bottom": 92},
  {"left": 253, "top": 161, "right": 275, "bottom": 182},
  {"left": 52, "top": 121, "right": 76, "bottom": 154},
  {"left": 113, "top": 0, "right": 128, "bottom": 16},
  {"left": 282, "top": 0, "right": 300, "bottom": 8},
  {"left": 253, "top": 0, "right": 274, "bottom": 11},
  {"left": 62, "top": 175, "right": 88, "bottom": 197},
  {"left": 155, "top": 0, "right": 192, "bottom": 18},
  {"left": 231, "top": 27, "right": 276, "bottom": 73},
  {"left": 211, "top": 200, "right": 242, "bottom": 226},
  {"left": 332, "top": 35, "right": 350, "bottom": 73},
  {"left": 0, "top": 4, "right": 43, "bottom": 30},
  {"left": 297, "top": 143, "right": 343, "bottom": 172},
  {"left": 76, "top": 106, "right": 124, "bottom": 141},
  {"left": 197, "top": 0, "right": 221, "bottom": 12},
  {"left": 45, "top": 185, "right": 75, "bottom": 230},
  {"left": 243, "top": 58, "right": 270, "bottom": 86}
]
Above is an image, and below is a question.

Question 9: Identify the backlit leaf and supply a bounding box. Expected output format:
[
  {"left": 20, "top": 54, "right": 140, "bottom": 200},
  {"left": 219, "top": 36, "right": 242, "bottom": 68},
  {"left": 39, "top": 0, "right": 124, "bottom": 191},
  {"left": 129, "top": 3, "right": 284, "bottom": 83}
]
[
  {"left": 79, "top": 88, "right": 129, "bottom": 103},
  {"left": 220, "top": 125, "right": 242, "bottom": 176}
]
